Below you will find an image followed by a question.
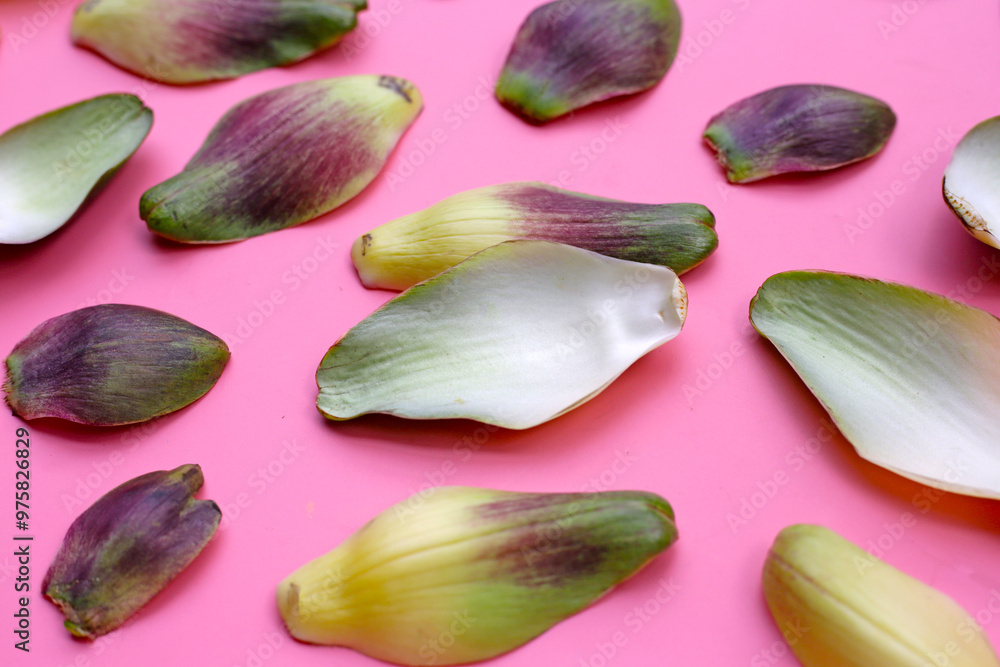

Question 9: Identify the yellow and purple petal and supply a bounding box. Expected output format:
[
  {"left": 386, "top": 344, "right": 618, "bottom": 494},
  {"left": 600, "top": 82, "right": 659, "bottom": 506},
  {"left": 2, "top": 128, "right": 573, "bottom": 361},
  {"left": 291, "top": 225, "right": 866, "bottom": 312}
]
[
  {"left": 142, "top": 75, "right": 422, "bottom": 243},
  {"left": 352, "top": 182, "right": 717, "bottom": 290},
  {"left": 704, "top": 84, "right": 896, "bottom": 183},
  {"left": 44, "top": 464, "right": 220, "bottom": 639},
  {"left": 4, "top": 304, "right": 229, "bottom": 426},
  {"left": 496, "top": 0, "right": 682, "bottom": 124},
  {"left": 72, "top": 0, "right": 366, "bottom": 84},
  {"left": 277, "top": 486, "right": 677, "bottom": 665}
]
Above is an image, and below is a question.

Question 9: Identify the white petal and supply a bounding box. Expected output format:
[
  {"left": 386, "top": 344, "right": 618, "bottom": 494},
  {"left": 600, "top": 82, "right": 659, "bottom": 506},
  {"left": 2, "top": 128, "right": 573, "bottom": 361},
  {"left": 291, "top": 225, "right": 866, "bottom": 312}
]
[
  {"left": 750, "top": 271, "right": 1000, "bottom": 498},
  {"left": 943, "top": 116, "right": 1000, "bottom": 248},
  {"left": 0, "top": 94, "right": 152, "bottom": 244},
  {"left": 317, "top": 240, "right": 686, "bottom": 429}
]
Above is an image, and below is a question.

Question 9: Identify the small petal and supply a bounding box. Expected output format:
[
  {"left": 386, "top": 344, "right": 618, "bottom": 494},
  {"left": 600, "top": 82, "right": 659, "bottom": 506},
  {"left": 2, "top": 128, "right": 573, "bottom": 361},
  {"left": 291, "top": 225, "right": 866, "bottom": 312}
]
[
  {"left": 352, "top": 182, "right": 717, "bottom": 290},
  {"left": 142, "top": 75, "right": 422, "bottom": 243},
  {"left": 44, "top": 464, "right": 221, "bottom": 639},
  {"left": 277, "top": 486, "right": 677, "bottom": 665},
  {"left": 5, "top": 304, "right": 229, "bottom": 426},
  {"left": 749, "top": 271, "right": 1000, "bottom": 499},
  {"left": 764, "top": 524, "right": 1000, "bottom": 667},
  {"left": 0, "top": 94, "right": 152, "bottom": 244},
  {"left": 704, "top": 84, "right": 896, "bottom": 183},
  {"left": 72, "top": 0, "right": 366, "bottom": 84},
  {"left": 496, "top": 0, "right": 681, "bottom": 124},
  {"left": 943, "top": 116, "right": 1000, "bottom": 248},
  {"left": 318, "top": 240, "right": 686, "bottom": 429}
]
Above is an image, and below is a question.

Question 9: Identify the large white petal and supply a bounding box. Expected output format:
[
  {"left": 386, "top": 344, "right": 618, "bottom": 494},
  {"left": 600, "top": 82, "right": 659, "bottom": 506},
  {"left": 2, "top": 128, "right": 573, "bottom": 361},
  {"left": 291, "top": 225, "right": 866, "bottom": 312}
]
[
  {"left": 317, "top": 240, "right": 686, "bottom": 429},
  {"left": 750, "top": 271, "right": 1000, "bottom": 498}
]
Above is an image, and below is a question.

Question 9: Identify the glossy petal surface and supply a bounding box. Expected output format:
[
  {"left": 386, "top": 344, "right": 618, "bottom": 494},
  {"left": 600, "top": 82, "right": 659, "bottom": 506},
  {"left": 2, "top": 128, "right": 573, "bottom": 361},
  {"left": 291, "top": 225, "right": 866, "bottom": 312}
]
[
  {"left": 319, "top": 240, "right": 686, "bottom": 429},
  {"left": 750, "top": 271, "right": 1000, "bottom": 498}
]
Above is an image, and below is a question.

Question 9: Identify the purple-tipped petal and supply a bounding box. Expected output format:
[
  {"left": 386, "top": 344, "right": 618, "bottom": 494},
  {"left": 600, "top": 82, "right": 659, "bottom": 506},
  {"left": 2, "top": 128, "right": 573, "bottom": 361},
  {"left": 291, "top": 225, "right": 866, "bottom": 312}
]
[
  {"left": 277, "top": 487, "right": 677, "bottom": 665},
  {"left": 703, "top": 84, "right": 896, "bottom": 183},
  {"left": 352, "top": 182, "right": 717, "bottom": 290},
  {"left": 43, "top": 464, "right": 220, "bottom": 638},
  {"left": 72, "top": 0, "right": 367, "bottom": 84},
  {"left": 141, "top": 75, "right": 422, "bottom": 243},
  {"left": 4, "top": 304, "right": 229, "bottom": 426},
  {"left": 496, "top": 0, "right": 681, "bottom": 124}
]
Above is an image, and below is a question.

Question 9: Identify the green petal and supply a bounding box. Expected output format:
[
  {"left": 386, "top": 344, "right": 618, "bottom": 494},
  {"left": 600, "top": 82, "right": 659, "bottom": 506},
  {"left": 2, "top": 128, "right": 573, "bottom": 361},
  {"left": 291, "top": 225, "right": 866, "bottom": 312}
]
[
  {"left": 4, "top": 304, "right": 229, "bottom": 426},
  {"left": 44, "top": 464, "right": 220, "bottom": 638},
  {"left": 277, "top": 486, "right": 677, "bottom": 665},
  {"left": 351, "top": 181, "right": 717, "bottom": 290},
  {"left": 142, "top": 75, "right": 422, "bottom": 243},
  {"left": 0, "top": 94, "right": 152, "bottom": 244},
  {"left": 496, "top": 0, "right": 681, "bottom": 124},
  {"left": 319, "top": 240, "right": 686, "bottom": 429},
  {"left": 750, "top": 271, "right": 1000, "bottom": 498},
  {"left": 72, "top": 0, "right": 366, "bottom": 84}
]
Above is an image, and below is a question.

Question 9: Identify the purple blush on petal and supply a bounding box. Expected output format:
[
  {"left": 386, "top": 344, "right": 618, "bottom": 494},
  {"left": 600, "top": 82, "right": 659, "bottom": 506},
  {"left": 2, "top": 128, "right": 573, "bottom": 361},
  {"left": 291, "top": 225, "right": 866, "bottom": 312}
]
[
  {"left": 706, "top": 85, "right": 896, "bottom": 181},
  {"left": 5, "top": 304, "right": 228, "bottom": 425},
  {"left": 508, "top": 0, "right": 672, "bottom": 100},
  {"left": 185, "top": 87, "right": 376, "bottom": 229},
  {"left": 43, "top": 464, "right": 220, "bottom": 638}
]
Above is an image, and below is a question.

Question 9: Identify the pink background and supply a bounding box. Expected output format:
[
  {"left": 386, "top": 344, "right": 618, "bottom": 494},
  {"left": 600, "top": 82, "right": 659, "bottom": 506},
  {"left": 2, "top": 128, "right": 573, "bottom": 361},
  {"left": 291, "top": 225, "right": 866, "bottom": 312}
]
[{"left": 3, "top": 1, "right": 1000, "bottom": 665}]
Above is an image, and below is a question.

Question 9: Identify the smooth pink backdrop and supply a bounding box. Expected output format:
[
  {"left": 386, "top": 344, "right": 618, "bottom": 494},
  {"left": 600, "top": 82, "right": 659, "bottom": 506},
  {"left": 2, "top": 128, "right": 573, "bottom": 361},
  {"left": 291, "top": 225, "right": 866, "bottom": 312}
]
[{"left": 2, "top": 1, "right": 1000, "bottom": 666}]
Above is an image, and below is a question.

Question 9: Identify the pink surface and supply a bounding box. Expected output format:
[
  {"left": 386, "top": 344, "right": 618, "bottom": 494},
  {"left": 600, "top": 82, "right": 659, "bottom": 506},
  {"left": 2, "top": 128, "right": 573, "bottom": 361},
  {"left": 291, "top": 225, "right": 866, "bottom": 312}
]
[{"left": 2, "top": 1, "right": 1000, "bottom": 665}]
